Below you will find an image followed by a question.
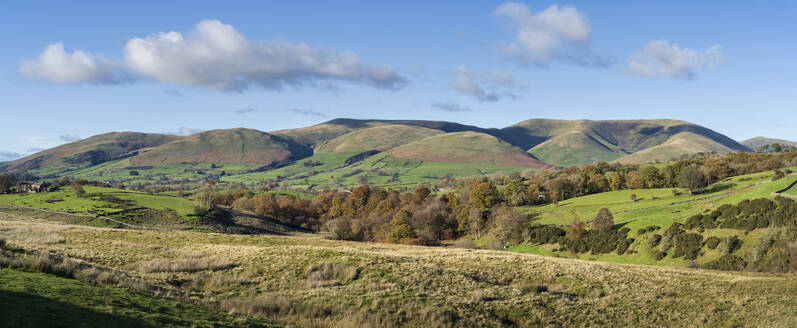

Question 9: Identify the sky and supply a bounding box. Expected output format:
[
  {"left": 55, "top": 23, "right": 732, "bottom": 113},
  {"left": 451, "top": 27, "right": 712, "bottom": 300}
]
[{"left": 1, "top": 1, "right": 795, "bottom": 161}]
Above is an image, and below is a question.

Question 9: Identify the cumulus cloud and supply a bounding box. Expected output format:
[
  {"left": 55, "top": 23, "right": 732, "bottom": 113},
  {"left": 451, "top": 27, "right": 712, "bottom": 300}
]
[
  {"left": 122, "top": 20, "right": 407, "bottom": 91},
  {"left": 288, "top": 108, "right": 327, "bottom": 117},
  {"left": 234, "top": 108, "right": 257, "bottom": 114},
  {"left": 494, "top": 2, "right": 610, "bottom": 67},
  {"left": 59, "top": 134, "right": 81, "bottom": 142},
  {"left": 627, "top": 40, "right": 727, "bottom": 80},
  {"left": 19, "top": 43, "right": 124, "bottom": 84},
  {"left": 0, "top": 151, "right": 24, "bottom": 162},
  {"left": 432, "top": 101, "right": 472, "bottom": 112},
  {"left": 453, "top": 65, "right": 527, "bottom": 102}
]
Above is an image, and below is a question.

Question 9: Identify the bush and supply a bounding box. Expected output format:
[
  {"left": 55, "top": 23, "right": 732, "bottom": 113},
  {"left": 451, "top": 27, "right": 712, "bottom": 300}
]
[
  {"left": 651, "top": 250, "right": 667, "bottom": 260},
  {"left": 702, "top": 255, "right": 746, "bottom": 271},
  {"left": 646, "top": 234, "right": 662, "bottom": 249},
  {"left": 719, "top": 236, "right": 743, "bottom": 255},
  {"left": 705, "top": 236, "right": 721, "bottom": 249}
]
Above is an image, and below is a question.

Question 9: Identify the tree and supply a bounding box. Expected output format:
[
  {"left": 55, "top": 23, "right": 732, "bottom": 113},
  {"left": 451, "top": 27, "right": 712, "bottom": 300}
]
[
  {"left": 490, "top": 206, "right": 529, "bottom": 245},
  {"left": 641, "top": 166, "right": 664, "bottom": 188},
  {"left": 772, "top": 169, "right": 785, "bottom": 181},
  {"left": 630, "top": 194, "right": 637, "bottom": 202},
  {"left": 566, "top": 219, "right": 586, "bottom": 240},
  {"left": 592, "top": 208, "right": 614, "bottom": 232},
  {"left": 587, "top": 174, "right": 609, "bottom": 193},
  {"left": 678, "top": 165, "right": 708, "bottom": 194},
  {"left": 625, "top": 171, "right": 644, "bottom": 189},
  {"left": 194, "top": 180, "right": 217, "bottom": 214},
  {"left": 0, "top": 174, "right": 15, "bottom": 193},
  {"left": 71, "top": 183, "right": 86, "bottom": 198},
  {"left": 607, "top": 171, "right": 623, "bottom": 191},
  {"left": 545, "top": 177, "right": 571, "bottom": 205},
  {"left": 386, "top": 210, "right": 415, "bottom": 244},
  {"left": 469, "top": 181, "right": 499, "bottom": 209},
  {"left": 503, "top": 180, "right": 529, "bottom": 206},
  {"left": 413, "top": 185, "right": 431, "bottom": 203}
]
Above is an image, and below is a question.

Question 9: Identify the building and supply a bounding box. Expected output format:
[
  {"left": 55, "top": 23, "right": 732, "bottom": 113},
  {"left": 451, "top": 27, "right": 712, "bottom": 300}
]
[{"left": 17, "top": 181, "right": 50, "bottom": 193}]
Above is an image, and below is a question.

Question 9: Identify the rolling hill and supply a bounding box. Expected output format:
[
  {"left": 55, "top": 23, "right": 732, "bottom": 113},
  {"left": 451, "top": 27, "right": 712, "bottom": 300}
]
[
  {"left": 501, "top": 119, "right": 748, "bottom": 166},
  {"left": 388, "top": 131, "right": 550, "bottom": 167},
  {"left": 613, "top": 131, "right": 736, "bottom": 164},
  {"left": 2, "top": 132, "right": 178, "bottom": 172},
  {"left": 741, "top": 137, "right": 797, "bottom": 151},
  {"left": 130, "top": 128, "right": 312, "bottom": 165},
  {"left": 315, "top": 124, "right": 443, "bottom": 154}
]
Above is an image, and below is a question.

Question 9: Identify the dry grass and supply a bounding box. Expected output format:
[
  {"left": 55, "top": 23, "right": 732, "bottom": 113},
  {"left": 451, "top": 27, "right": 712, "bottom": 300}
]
[
  {"left": 2, "top": 214, "right": 797, "bottom": 327},
  {"left": 131, "top": 256, "right": 236, "bottom": 273}
]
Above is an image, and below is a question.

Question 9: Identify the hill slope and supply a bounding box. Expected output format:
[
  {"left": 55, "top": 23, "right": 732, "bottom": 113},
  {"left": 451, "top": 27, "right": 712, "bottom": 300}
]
[
  {"left": 3, "top": 132, "right": 178, "bottom": 172},
  {"left": 613, "top": 132, "right": 736, "bottom": 164},
  {"left": 315, "top": 124, "right": 443, "bottom": 154},
  {"left": 130, "top": 128, "right": 312, "bottom": 165},
  {"left": 502, "top": 119, "right": 748, "bottom": 166},
  {"left": 741, "top": 137, "right": 797, "bottom": 151},
  {"left": 389, "top": 131, "right": 550, "bottom": 167}
]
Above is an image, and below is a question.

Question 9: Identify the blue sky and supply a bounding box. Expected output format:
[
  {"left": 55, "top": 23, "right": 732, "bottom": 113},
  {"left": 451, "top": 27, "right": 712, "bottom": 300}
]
[{"left": 1, "top": 1, "right": 795, "bottom": 160}]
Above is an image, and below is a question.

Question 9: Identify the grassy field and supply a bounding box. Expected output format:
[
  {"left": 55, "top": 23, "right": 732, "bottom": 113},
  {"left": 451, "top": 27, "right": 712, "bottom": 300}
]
[
  {"left": 0, "top": 268, "right": 277, "bottom": 327},
  {"left": 0, "top": 186, "right": 195, "bottom": 218},
  {"left": 63, "top": 158, "right": 261, "bottom": 186},
  {"left": 224, "top": 151, "right": 532, "bottom": 189},
  {"left": 1, "top": 215, "right": 795, "bottom": 327},
  {"left": 508, "top": 169, "right": 797, "bottom": 266}
]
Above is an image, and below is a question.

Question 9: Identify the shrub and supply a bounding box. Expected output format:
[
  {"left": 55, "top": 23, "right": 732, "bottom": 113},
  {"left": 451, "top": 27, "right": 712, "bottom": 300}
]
[
  {"left": 592, "top": 208, "right": 614, "bottom": 232},
  {"left": 702, "top": 255, "right": 746, "bottom": 271},
  {"left": 646, "top": 234, "right": 662, "bottom": 249},
  {"left": 719, "top": 236, "right": 743, "bottom": 255},
  {"left": 0, "top": 238, "right": 5, "bottom": 249},
  {"left": 651, "top": 250, "right": 667, "bottom": 261},
  {"left": 705, "top": 236, "right": 721, "bottom": 249},
  {"left": 528, "top": 225, "right": 565, "bottom": 244}
]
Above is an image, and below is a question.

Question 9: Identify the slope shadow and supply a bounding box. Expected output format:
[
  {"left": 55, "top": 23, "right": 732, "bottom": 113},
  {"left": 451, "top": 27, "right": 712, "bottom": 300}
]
[{"left": 0, "top": 290, "right": 156, "bottom": 328}]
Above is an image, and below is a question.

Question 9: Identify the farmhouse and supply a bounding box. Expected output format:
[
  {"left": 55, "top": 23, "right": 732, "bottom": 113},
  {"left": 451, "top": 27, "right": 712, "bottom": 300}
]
[{"left": 17, "top": 181, "right": 50, "bottom": 193}]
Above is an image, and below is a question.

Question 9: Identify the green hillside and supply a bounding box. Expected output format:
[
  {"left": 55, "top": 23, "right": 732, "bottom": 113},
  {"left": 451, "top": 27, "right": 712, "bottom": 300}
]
[
  {"left": 131, "top": 128, "right": 312, "bottom": 165},
  {"left": 613, "top": 132, "right": 735, "bottom": 164},
  {"left": 389, "top": 131, "right": 550, "bottom": 167},
  {"left": 501, "top": 119, "right": 748, "bottom": 166},
  {"left": 3, "top": 132, "right": 178, "bottom": 172},
  {"left": 315, "top": 124, "right": 443, "bottom": 154}
]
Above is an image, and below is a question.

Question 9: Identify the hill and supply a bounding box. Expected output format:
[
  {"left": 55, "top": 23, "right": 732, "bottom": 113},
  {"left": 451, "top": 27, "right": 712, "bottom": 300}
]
[
  {"left": 389, "top": 131, "right": 550, "bottom": 167},
  {"left": 2, "top": 132, "right": 178, "bottom": 172},
  {"left": 502, "top": 119, "right": 748, "bottom": 166},
  {"left": 272, "top": 118, "right": 498, "bottom": 147},
  {"left": 315, "top": 124, "right": 443, "bottom": 154},
  {"left": 130, "top": 128, "right": 312, "bottom": 165},
  {"left": 741, "top": 137, "right": 797, "bottom": 151},
  {"left": 613, "top": 132, "right": 736, "bottom": 164}
]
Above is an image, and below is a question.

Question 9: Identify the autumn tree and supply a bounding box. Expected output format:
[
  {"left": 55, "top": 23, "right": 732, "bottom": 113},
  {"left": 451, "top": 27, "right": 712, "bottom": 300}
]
[
  {"left": 71, "top": 182, "right": 86, "bottom": 198},
  {"left": 606, "top": 171, "right": 623, "bottom": 191},
  {"left": 386, "top": 209, "right": 415, "bottom": 244},
  {"left": 469, "top": 181, "right": 499, "bottom": 209},
  {"left": 678, "top": 165, "right": 708, "bottom": 194},
  {"left": 592, "top": 208, "right": 614, "bottom": 232},
  {"left": 625, "top": 171, "right": 644, "bottom": 189},
  {"left": 194, "top": 180, "right": 217, "bottom": 215},
  {"left": 587, "top": 173, "right": 609, "bottom": 193},
  {"left": 490, "top": 206, "right": 529, "bottom": 245},
  {"left": 641, "top": 166, "right": 665, "bottom": 188},
  {"left": 503, "top": 180, "right": 529, "bottom": 206},
  {"left": 566, "top": 219, "right": 586, "bottom": 240}
]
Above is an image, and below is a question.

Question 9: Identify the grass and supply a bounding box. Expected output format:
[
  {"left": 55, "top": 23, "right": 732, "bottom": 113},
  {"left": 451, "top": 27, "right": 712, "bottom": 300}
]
[
  {"left": 510, "top": 169, "right": 797, "bottom": 266},
  {"left": 2, "top": 215, "right": 796, "bottom": 327},
  {"left": 0, "top": 268, "right": 278, "bottom": 327},
  {"left": 0, "top": 186, "right": 195, "bottom": 219}
]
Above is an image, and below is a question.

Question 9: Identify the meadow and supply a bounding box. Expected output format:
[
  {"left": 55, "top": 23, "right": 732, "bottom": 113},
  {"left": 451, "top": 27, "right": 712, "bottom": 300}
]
[{"left": 1, "top": 213, "right": 796, "bottom": 327}]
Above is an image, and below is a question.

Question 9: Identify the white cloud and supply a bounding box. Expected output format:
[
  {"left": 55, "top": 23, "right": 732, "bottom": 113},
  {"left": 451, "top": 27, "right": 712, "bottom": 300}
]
[
  {"left": 19, "top": 43, "right": 123, "bottom": 84},
  {"left": 627, "top": 40, "right": 727, "bottom": 80},
  {"left": 431, "top": 101, "right": 472, "bottom": 112},
  {"left": 494, "top": 2, "right": 610, "bottom": 67},
  {"left": 59, "top": 134, "right": 81, "bottom": 142},
  {"left": 0, "top": 151, "right": 24, "bottom": 162},
  {"left": 288, "top": 108, "right": 327, "bottom": 117},
  {"left": 123, "top": 20, "right": 407, "bottom": 91},
  {"left": 166, "top": 127, "right": 203, "bottom": 136},
  {"left": 453, "top": 65, "right": 527, "bottom": 102}
]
